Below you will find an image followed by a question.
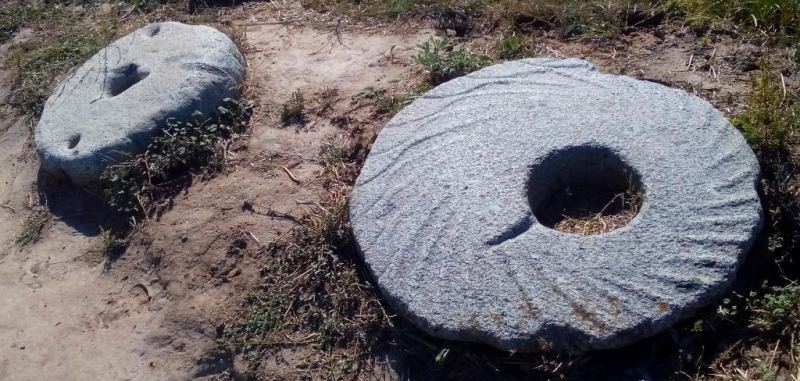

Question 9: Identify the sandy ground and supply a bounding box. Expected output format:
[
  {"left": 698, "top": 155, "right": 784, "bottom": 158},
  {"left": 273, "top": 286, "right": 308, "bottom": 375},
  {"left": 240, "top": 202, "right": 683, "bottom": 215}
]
[
  {"left": 0, "top": 4, "right": 431, "bottom": 379},
  {"left": 0, "top": 1, "right": 796, "bottom": 379}
]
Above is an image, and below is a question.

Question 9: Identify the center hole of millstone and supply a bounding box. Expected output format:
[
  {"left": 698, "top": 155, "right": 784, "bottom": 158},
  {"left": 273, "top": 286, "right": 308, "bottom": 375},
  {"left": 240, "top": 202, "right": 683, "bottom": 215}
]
[{"left": 527, "top": 145, "right": 645, "bottom": 236}]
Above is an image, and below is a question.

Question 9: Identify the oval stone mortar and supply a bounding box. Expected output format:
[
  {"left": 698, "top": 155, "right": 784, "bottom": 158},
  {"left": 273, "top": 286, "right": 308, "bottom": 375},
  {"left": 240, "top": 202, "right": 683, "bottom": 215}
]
[
  {"left": 35, "top": 21, "right": 245, "bottom": 185},
  {"left": 349, "top": 58, "right": 763, "bottom": 353}
]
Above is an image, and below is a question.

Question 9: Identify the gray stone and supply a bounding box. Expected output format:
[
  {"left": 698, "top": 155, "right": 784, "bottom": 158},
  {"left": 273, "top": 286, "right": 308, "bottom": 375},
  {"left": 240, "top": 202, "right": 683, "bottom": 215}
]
[
  {"left": 35, "top": 22, "right": 245, "bottom": 185},
  {"left": 349, "top": 58, "right": 762, "bottom": 353}
]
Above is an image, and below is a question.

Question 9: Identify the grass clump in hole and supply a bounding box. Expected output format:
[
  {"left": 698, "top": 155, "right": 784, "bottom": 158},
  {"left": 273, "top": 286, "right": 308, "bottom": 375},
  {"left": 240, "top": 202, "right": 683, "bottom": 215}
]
[
  {"left": 529, "top": 145, "right": 644, "bottom": 235},
  {"left": 732, "top": 62, "right": 798, "bottom": 151},
  {"left": 548, "top": 185, "right": 644, "bottom": 235},
  {"left": 281, "top": 90, "right": 306, "bottom": 126},
  {"left": 100, "top": 99, "right": 251, "bottom": 217},
  {"left": 415, "top": 37, "right": 491, "bottom": 85}
]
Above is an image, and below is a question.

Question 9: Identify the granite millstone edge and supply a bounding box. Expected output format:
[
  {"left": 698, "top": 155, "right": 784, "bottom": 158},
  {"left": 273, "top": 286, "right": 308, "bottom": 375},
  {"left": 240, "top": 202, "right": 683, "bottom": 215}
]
[
  {"left": 35, "top": 21, "right": 245, "bottom": 185},
  {"left": 349, "top": 58, "right": 763, "bottom": 353}
]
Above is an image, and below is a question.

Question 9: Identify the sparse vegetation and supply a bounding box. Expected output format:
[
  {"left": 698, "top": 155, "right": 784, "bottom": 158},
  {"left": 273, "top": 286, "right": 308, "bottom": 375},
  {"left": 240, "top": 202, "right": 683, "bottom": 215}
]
[
  {"left": 493, "top": 0, "right": 664, "bottom": 37},
  {"left": 231, "top": 292, "right": 285, "bottom": 346},
  {"left": 227, "top": 136, "right": 388, "bottom": 378},
  {"left": 733, "top": 63, "right": 799, "bottom": 151},
  {"left": 377, "top": 86, "right": 430, "bottom": 115},
  {"left": 357, "top": 86, "right": 425, "bottom": 116},
  {"left": 281, "top": 90, "right": 306, "bottom": 126},
  {"left": 376, "top": 92, "right": 414, "bottom": 115},
  {"left": 415, "top": 37, "right": 491, "bottom": 85},
  {"left": 303, "top": 0, "right": 667, "bottom": 38},
  {"left": 101, "top": 99, "right": 251, "bottom": 216},
  {"left": 673, "top": 0, "right": 800, "bottom": 37},
  {"left": 16, "top": 208, "right": 50, "bottom": 245}
]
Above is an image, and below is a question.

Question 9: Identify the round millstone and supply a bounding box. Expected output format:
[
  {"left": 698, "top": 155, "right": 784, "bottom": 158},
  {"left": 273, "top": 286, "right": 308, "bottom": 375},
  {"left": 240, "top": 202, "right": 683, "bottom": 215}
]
[
  {"left": 35, "top": 22, "right": 245, "bottom": 185},
  {"left": 349, "top": 58, "right": 763, "bottom": 353}
]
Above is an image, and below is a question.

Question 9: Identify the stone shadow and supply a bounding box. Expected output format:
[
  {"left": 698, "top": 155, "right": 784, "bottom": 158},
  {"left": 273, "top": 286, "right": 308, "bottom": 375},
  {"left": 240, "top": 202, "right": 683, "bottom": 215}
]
[{"left": 36, "top": 168, "right": 131, "bottom": 243}]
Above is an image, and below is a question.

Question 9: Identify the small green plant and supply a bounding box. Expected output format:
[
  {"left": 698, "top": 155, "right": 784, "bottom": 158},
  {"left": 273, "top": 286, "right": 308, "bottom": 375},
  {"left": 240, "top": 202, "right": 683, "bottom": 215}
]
[
  {"left": 281, "top": 90, "right": 306, "bottom": 126},
  {"left": 101, "top": 99, "right": 251, "bottom": 216},
  {"left": 231, "top": 292, "right": 284, "bottom": 350},
  {"left": 332, "top": 358, "right": 354, "bottom": 380},
  {"left": 496, "top": 35, "right": 530, "bottom": 59},
  {"left": 16, "top": 208, "right": 50, "bottom": 246},
  {"left": 99, "top": 227, "right": 126, "bottom": 256},
  {"left": 749, "top": 284, "right": 800, "bottom": 332},
  {"left": 415, "top": 37, "right": 491, "bottom": 85},
  {"left": 315, "top": 315, "right": 346, "bottom": 350},
  {"left": 320, "top": 137, "right": 350, "bottom": 169},
  {"left": 435, "top": 348, "right": 450, "bottom": 366},
  {"left": 732, "top": 63, "right": 799, "bottom": 151}
]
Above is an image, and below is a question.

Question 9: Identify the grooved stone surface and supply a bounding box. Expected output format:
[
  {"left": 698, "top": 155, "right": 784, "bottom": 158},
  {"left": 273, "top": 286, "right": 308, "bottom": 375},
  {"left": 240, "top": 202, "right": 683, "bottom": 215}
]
[
  {"left": 349, "top": 58, "right": 763, "bottom": 353},
  {"left": 35, "top": 22, "right": 245, "bottom": 184}
]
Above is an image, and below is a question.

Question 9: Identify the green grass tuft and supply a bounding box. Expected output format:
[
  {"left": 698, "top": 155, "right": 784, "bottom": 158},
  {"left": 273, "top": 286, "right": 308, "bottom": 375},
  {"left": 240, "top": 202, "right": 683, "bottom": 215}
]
[
  {"left": 496, "top": 34, "right": 531, "bottom": 59},
  {"left": 281, "top": 90, "right": 306, "bottom": 126}
]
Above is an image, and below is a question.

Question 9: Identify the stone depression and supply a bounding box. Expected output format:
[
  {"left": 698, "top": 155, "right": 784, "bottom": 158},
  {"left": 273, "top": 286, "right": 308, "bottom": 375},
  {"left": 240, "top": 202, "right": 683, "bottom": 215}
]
[
  {"left": 35, "top": 22, "right": 245, "bottom": 185},
  {"left": 349, "top": 58, "right": 763, "bottom": 353}
]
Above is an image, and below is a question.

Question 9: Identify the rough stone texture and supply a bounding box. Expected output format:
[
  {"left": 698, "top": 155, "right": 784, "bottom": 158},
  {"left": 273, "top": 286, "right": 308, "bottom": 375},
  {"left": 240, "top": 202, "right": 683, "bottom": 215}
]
[
  {"left": 35, "top": 22, "right": 245, "bottom": 185},
  {"left": 350, "top": 58, "right": 763, "bottom": 353}
]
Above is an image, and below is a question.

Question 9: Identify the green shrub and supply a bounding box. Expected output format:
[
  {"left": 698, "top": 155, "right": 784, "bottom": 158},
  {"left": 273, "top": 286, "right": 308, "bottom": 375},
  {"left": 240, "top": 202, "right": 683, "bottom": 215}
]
[
  {"left": 415, "top": 37, "right": 491, "bottom": 85},
  {"left": 749, "top": 284, "right": 800, "bottom": 332},
  {"left": 101, "top": 99, "right": 251, "bottom": 215}
]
